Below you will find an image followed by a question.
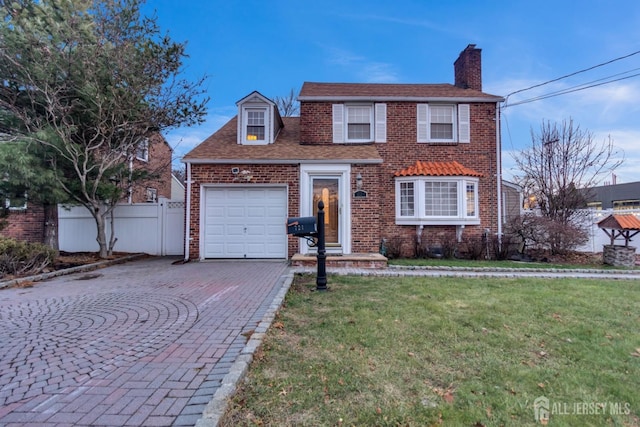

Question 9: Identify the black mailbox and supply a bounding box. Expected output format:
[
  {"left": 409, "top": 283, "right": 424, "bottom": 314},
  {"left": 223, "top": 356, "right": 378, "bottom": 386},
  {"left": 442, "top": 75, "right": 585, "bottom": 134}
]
[{"left": 287, "top": 216, "right": 317, "bottom": 237}]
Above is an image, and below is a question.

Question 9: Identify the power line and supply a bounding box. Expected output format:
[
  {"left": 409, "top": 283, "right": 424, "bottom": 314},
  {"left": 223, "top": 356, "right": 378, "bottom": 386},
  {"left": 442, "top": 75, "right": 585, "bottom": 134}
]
[
  {"left": 506, "top": 68, "right": 640, "bottom": 107},
  {"left": 503, "top": 49, "right": 640, "bottom": 103}
]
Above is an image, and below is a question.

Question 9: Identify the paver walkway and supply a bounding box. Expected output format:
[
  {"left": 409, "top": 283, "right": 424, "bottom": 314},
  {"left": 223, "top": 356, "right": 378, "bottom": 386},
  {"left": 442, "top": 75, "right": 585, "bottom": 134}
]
[{"left": 0, "top": 258, "right": 289, "bottom": 426}]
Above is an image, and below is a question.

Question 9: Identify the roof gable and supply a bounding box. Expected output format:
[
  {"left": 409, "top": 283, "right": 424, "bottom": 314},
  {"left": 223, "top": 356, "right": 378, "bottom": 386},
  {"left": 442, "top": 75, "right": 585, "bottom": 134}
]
[{"left": 236, "top": 90, "right": 275, "bottom": 106}]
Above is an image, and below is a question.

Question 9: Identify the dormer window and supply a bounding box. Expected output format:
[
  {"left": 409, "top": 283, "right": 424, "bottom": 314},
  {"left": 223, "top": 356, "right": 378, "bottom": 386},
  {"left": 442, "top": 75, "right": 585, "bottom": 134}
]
[
  {"left": 236, "top": 91, "right": 284, "bottom": 146},
  {"left": 245, "top": 108, "right": 266, "bottom": 142}
]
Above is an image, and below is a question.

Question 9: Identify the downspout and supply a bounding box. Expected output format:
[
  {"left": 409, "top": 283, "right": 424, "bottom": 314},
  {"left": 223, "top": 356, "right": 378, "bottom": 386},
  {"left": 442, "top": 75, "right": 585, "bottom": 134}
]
[
  {"left": 128, "top": 157, "right": 133, "bottom": 204},
  {"left": 495, "top": 102, "right": 503, "bottom": 240},
  {"left": 183, "top": 161, "right": 191, "bottom": 261}
]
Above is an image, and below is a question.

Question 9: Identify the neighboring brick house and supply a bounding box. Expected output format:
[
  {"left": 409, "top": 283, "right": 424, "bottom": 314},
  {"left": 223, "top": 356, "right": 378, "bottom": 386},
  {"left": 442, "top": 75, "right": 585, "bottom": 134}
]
[
  {"left": 1, "top": 134, "right": 173, "bottom": 244},
  {"left": 182, "top": 44, "right": 504, "bottom": 260}
]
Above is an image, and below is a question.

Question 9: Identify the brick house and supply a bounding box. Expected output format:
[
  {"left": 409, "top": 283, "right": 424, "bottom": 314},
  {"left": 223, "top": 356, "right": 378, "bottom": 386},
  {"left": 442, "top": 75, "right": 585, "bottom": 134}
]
[
  {"left": 182, "top": 44, "right": 504, "bottom": 260},
  {"left": 1, "top": 133, "right": 173, "bottom": 244}
]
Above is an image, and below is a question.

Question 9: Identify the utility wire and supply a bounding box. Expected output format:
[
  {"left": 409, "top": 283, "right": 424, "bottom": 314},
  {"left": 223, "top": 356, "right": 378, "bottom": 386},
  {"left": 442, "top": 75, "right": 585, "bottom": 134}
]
[
  {"left": 506, "top": 71, "right": 640, "bottom": 107},
  {"left": 503, "top": 49, "right": 640, "bottom": 100}
]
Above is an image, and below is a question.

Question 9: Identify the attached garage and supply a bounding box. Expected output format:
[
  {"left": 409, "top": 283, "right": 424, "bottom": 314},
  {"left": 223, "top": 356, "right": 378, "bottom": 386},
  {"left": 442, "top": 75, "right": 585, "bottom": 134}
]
[{"left": 202, "top": 186, "right": 288, "bottom": 259}]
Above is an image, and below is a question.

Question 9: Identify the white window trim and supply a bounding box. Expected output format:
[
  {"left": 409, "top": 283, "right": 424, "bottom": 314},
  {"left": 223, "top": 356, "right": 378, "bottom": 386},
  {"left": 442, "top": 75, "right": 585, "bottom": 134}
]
[
  {"left": 395, "top": 176, "right": 480, "bottom": 225},
  {"left": 333, "top": 103, "right": 386, "bottom": 144},
  {"left": 417, "top": 103, "right": 470, "bottom": 143},
  {"left": 136, "top": 139, "right": 149, "bottom": 162},
  {"left": 146, "top": 187, "right": 158, "bottom": 203},
  {"left": 5, "top": 195, "right": 27, "bottom": 211},
  {"left": 299, "top": 164, "right": 351, "bottom": 255},
  {"left": 240, "top": 106, "right": 270, "bottom": 145}
]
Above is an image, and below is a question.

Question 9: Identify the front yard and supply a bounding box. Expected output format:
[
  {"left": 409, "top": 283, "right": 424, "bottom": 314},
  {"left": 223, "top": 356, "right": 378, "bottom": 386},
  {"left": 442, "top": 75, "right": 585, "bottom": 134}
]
[{"left": 222, "top": 274, "right": 639, "bottom": 426}]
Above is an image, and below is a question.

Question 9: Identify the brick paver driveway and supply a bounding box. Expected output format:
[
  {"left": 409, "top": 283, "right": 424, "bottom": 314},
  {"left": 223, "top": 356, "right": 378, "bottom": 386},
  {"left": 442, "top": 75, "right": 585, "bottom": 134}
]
[{"left": 0, "top": 257, "right": 289, "bottom": 426}]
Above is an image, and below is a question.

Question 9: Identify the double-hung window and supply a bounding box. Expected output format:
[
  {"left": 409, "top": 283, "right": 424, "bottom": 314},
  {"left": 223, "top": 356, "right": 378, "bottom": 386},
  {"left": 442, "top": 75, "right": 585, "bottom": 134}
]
[
  {"left": 346, "top": 105, "right": 372, "bottom": 141},
  {"left": 332, "top": 103, "right": 386, "bottom": 143},
  {"left": 417, "top": 104, "right": 470, "bottom": 143},
  {"left": 245, "top": 108, "right": 266, "bottom": 142},
  {"left": 136, "top": 139, "right": 149, "bottom": 162},
  {"left": 395, "top": 177, "right": 479, "bottom": 225},
  {"left": 429, "top": 106, "right": 454, "bottom": 140}
]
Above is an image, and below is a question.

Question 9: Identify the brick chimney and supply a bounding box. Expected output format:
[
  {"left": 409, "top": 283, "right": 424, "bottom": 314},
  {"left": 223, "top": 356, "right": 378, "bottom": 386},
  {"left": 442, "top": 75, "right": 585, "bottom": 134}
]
[{"left": 454, "top": 44, "right": 482, "bottom": 91}]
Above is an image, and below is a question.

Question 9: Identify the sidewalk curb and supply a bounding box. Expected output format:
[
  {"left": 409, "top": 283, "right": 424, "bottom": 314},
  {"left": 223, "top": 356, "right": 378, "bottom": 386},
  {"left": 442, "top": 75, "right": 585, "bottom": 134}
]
[
  {"left": 0, "top": 253, "right": 148, "bottom": 290},
  {"left": 196, "top": 270, "right": 294, "bottom": 427}
]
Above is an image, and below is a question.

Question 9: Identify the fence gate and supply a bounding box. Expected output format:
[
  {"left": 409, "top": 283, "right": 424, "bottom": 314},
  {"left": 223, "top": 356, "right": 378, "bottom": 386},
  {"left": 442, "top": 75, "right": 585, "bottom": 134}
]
[{"left": 58, "top": 197, "right": 184, "bottom": 256}]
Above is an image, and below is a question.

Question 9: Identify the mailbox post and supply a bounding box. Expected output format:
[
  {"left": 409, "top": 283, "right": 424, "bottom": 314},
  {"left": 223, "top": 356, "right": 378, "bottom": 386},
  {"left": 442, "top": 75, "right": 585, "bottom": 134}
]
[
  {"left": 316, "top": 201, "right": 327, "bottom": 291},
  {"left": 285, "top": 201, "right": 327, "bottom": 291}
]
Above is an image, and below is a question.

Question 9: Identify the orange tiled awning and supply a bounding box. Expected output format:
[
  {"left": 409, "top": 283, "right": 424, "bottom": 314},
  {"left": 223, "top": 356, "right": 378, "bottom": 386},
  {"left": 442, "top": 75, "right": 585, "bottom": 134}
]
[{"left": 394, "top": 160, "right": 484, "bottom": 178}]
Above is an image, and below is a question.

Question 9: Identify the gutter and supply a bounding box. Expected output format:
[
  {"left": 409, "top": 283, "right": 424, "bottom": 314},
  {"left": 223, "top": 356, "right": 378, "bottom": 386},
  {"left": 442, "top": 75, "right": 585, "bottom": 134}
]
[
  {"left": 496, "top": 102, "right": 503, "bottom": 239},
  {"left": 182, "top": 158, "right": 384, "bottom": 165},
  {"left": 184, "top": 161, "right": 191, "bottom": 261}
]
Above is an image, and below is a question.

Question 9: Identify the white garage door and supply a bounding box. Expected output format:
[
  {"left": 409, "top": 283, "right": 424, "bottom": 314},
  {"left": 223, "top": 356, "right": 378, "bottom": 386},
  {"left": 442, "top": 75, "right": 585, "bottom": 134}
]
[{"left": 203, "top": 187, "right": 287, "bottom": 259}]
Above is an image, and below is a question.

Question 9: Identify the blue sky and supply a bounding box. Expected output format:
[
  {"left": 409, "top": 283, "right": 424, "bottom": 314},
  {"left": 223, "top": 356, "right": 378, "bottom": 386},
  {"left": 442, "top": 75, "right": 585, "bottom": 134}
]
[{"left": 145, "top": 0, "right": 640, "bottom": 184}]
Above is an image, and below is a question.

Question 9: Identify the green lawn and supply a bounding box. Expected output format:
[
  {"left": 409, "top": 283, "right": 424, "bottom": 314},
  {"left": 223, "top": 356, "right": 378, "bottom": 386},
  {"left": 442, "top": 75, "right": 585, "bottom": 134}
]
[
  {"left": 222, "top": 274, "right": 639, "bottom": 427},
  {"left": 388, "top": 257, "right": 635, "bottom": 270}
]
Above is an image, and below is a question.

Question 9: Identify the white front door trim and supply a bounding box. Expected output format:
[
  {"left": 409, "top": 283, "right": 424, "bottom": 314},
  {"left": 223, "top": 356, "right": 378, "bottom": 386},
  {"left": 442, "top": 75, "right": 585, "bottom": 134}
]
[{"left": 300, "top": 164, "right": 351, "bottom": 255}]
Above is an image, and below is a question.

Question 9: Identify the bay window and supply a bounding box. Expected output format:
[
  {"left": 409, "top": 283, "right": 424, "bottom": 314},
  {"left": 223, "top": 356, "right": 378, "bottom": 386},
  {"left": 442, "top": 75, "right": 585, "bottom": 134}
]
[{"left": 395, "top": 177, "right": 479, "bottom": 225}]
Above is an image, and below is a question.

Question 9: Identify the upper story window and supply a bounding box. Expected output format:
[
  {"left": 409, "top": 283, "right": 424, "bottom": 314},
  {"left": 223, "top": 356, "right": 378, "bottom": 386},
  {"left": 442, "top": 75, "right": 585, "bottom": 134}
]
[
  {"left": 395, "top": 177, "right": 479, "bottom": 225},
  {"left": 245, "top": 108, "right": 266, "bottom": 142},
  {"left": 613, "top": 199, "right": 640, "bottom": 210},
  {"left": 347, "top": 106, "right": 373, "bottom": 141},
  {"left": 236, "top": 91, "right": 283, "bottom": 146},
  {"left": 136, "top": 139, "right": 149, "bottom": 162},
  {"left": 333, "top": 103, "right": 386, "bottom": 143},
  {"left": 417, "top": 104, "right": 470, "bottom": 143}
]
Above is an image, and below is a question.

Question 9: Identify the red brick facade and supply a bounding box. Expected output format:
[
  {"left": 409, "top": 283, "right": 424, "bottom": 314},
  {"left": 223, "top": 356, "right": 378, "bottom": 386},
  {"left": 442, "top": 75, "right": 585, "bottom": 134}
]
[{"left": 183, "top": 44, "right": 503, "bottom": 259}]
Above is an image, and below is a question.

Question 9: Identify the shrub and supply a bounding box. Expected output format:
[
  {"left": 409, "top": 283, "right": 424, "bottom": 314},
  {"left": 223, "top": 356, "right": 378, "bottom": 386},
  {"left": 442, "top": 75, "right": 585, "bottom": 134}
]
[
  {"left": 0, "top": 237, "right": 58, "bottom": 279},
  {"left": 491, "top": 233, "right": 520, "bottom": 261},
  {"left": 382, "top": 236, "right": 404, "bottom": 259},
  {"left": 505, "top": 213, "right": 589, "bottom": 256},
  {"left": 544, "top": 219, "right": 589, "bottom": 255},
  {"left": 440, "top": 239, "right": 457, "bottom": 259},
  {"left": 414, "top": 235, "right": 429, "bottom": 259},
  {"left": 460, "top": 235, "right": 486, "bottom": 260}
]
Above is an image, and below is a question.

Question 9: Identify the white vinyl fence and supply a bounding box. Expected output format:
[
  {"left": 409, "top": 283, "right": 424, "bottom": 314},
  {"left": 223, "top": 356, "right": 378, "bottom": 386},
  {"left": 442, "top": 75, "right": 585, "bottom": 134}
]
[
  {"left": 58, "top": 197, "right": 184, "bottom": 256},
  {"left": 576, "top": 209, "right": 640, "bottom": 254}
]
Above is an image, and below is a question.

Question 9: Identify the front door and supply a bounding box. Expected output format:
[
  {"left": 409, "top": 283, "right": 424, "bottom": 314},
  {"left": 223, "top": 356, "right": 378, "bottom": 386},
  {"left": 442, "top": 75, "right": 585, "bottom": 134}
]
[
  {"left": 300, "top": 164, "right": 351, "bottom": 255},
  {"left": 312, "top": 178, "right": 340, "bottom": 246}
]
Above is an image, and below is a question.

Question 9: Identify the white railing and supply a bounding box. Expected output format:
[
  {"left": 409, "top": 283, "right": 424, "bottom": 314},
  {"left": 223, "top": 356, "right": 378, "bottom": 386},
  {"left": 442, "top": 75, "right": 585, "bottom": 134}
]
[{"left": 58, "top": 197, "right": 184, "bottom": 256}]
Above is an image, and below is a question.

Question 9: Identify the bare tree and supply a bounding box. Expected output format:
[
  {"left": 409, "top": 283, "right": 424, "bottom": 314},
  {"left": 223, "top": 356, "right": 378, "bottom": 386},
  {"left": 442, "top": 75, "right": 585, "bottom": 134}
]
[
  {"left": 513, "top": 118, "right": 622, "bottom": 254},
  {"left": 274, "top": 88, "right": 299, "bottom": 117},
  {"left": 514, "top": 118, "right": 622, "bottom": 223}
]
